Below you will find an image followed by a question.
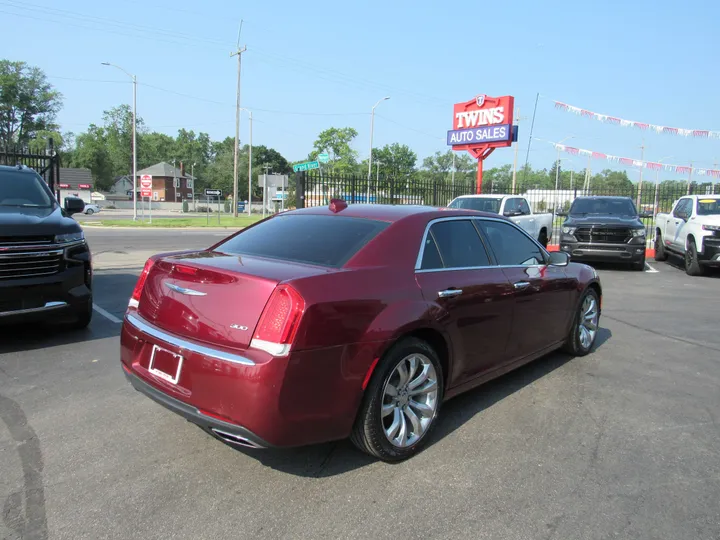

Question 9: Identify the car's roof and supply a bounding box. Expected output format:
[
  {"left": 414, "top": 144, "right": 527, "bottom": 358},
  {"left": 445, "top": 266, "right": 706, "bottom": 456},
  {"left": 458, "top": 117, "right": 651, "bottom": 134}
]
[
  {"left": 285, "top": 203, "right": 502, "bottom": 223},
  {"left": 574, "top": 195, "right": 632, "bottom": 200},
  {"left": 452, "top": 194, "right": 511, "bottom": 199},
  {"left": 0, "top": 165, "right": 38, "bottom": 175}
]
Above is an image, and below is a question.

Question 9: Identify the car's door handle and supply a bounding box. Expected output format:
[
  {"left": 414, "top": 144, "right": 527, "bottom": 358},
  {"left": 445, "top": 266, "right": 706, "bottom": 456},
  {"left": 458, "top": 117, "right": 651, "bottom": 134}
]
[
  {"left": 513, "top": 281, "right": 531, "bottom": 290},
  {"left": 529, "top": 218, "right": 535, "bottom": 222},
  {"left": 438, "top": 289, "right": 463, "bottom": 298}
]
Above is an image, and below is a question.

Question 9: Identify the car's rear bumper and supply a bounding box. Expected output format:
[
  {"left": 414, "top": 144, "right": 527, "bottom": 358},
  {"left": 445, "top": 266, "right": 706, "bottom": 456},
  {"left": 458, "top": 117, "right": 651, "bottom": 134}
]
[
  {"left": 120, "top": 312, "right": 384, "bottom": 448},
  {"left": 560, "top": 240, "right": 645, "bottom": 263}
]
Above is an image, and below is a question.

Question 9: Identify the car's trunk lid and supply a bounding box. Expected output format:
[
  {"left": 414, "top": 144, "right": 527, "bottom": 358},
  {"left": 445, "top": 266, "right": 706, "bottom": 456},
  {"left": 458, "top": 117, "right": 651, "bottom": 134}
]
[{"left": 138, "top": 251, "right": 332, "bottom": 350}]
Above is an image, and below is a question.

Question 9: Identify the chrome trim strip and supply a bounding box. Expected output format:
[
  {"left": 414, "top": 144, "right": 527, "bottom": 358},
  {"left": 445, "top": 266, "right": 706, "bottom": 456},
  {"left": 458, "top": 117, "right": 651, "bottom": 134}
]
[
  {"left": 125, "top": 313, "right": 256, "bottom": 366},
  {"left": 0, "top": 250, "right": 63, "bottom": 259},
  {"left": 165, "top": 282, "right": 207, "bottom": 296},
  {"left": 0, "top": 301, "right": 68, "bottom": 318},
  {"left": 0, "top": 240, "right": 84, "bottom": 252},
  {"left": 414, "top": 215, "right": 551, "bottom": 272}
]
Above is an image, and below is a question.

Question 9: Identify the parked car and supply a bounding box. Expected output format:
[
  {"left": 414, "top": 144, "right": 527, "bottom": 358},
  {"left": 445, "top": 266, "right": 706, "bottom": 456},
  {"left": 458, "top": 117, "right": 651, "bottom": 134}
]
[
  {"left": 558, "top": 196, "right": 650, "bottom": 271},
  {"left": 120, "top": 200, "right": 602, "bottom": 462},
  {"left": 83, "top": 204, "right": 101, "bottom": 215},
  {"left": 0, "top": 165, "right": 93, "bottom": 328},
  {"left": 654, "top": 195, "right": 720, "bottom": 276},
  {"left": 447, "top": 194, "right": 553, "bottom": 246}
]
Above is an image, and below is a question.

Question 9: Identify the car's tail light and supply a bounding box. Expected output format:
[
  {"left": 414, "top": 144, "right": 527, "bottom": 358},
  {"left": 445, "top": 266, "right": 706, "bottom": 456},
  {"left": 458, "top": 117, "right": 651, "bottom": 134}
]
[
  {"left": 128, "top": 258, "right": 156, "bottom": 309},
  {"left": 251, "top": 285, "right": 305, "bottom": 356}
]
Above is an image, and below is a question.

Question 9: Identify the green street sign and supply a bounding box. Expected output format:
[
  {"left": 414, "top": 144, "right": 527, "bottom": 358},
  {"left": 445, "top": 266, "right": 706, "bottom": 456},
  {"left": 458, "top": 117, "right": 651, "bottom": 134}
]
[
  {"left": 293, "top": 160, "right": 320, "bottom": 172},
  {"left": 318, "top": 152, "right": 330, "bottom": 163}
]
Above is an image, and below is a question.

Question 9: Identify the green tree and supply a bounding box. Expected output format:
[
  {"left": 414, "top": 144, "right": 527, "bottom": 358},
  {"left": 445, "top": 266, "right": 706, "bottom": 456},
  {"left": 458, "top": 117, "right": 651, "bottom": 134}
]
[
  {"left": 310, "top": 127, "right": 358, "bottom": 173},
  {"left": 68, "top": 125, "right": 114, "bottom": 190},
  {"left": 0, "top": 60, "right": 63, "bottom": 148},
  {"left": 27, "top": 130, "right": 64, "bottom": 154}
]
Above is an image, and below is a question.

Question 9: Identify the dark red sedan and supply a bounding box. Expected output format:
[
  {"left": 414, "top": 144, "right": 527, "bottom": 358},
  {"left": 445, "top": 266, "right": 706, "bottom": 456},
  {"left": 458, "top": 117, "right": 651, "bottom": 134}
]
[{"left": 120, "top": 200, "right": 601, "bottom": 462}]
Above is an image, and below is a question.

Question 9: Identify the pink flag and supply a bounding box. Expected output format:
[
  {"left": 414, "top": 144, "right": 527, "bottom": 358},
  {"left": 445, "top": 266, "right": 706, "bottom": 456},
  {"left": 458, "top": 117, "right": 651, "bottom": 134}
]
[
  {"left": 580, "top": 110, "right": 595, "bottom": 118},
  {"left": 607, "top": 117, "right": 621, "bottom": 125},
  {"left": 566, "top": 147, "right": 580, "bottom": 155},
  {"left": 554, "top": 102, "right": 568, "bottom": 110},
  {"left": 692, "top": 130, "right": 709, "bottom": 138},
  {"left": 646, "top": 162, "right": 662, "bottom": 171},
  {"left": 663, "top": 127, "right": 679, "bottom": 135},
  {"left": 709, "top": 170, "right": 720, "bottom": 178},
  {"left": 633, "top": 122, "right": 649, "bottom": 130},
  {"left": 592, "top": 152, "right": 606, "bottom": 160},
  {"left": 676, "top": 166, "right": 691, "bottom": 175},
  {"left": 619, "top": 158, "right": 634, "bottom": 166}
]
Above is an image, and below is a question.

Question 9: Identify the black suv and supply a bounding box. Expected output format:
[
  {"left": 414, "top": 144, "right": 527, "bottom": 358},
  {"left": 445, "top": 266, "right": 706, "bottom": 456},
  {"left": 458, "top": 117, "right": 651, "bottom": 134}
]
[
  {"left": 558, "top": 196, "right": 649, "bottom": 271},
  {"left": 0, "top": 164, "right": 92, "bottom": 327}
]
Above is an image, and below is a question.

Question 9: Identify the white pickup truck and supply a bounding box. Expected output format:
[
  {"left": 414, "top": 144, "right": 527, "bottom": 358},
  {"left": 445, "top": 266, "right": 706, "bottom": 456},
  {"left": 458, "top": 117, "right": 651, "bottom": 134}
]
[
  {"left": 447, "top": 194, "right": 554, "bottom": 246},
  {"left": 654, "top": 195, "right": 720, "bottom": 276}
]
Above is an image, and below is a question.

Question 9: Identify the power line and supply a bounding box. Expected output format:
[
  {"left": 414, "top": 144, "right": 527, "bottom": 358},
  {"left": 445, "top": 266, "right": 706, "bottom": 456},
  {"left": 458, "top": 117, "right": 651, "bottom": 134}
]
[{"left": 374, "top": 113, "right": 444, "bottom": 141}]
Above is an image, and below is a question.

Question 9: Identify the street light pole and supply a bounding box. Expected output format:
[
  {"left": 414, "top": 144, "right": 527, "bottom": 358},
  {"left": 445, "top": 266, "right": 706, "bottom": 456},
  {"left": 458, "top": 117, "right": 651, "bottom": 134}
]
[
  {"left": 555, "top": 136, "right": 574, "bottom": 212},
  {"left": 367, "top": 96, "right": 390, "bottom": 203},
  {"left": 101, "top": 62, "right": 137, "bottom": 221},
  {"left": 231, "top": 45, "right": 247, "bottom": 217}
]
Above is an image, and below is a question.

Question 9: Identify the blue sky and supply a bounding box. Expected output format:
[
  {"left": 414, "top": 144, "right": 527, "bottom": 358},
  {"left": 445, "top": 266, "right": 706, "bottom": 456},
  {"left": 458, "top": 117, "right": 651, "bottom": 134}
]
[{"left": 3, "top": 0, "right": 720, "bottom": 179}]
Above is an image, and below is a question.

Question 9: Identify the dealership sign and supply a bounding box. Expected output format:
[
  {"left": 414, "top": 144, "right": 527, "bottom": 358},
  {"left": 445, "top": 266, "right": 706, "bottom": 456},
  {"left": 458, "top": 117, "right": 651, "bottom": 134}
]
[{"left": 448, "top": 94, "right": 514, "bottom": 158}]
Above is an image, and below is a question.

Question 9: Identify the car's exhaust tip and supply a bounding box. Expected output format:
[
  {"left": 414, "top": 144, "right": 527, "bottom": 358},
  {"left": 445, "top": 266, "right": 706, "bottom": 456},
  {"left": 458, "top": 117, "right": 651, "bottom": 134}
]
[{"left": 211, "top": 428, "right": 264, "bottom": 449}]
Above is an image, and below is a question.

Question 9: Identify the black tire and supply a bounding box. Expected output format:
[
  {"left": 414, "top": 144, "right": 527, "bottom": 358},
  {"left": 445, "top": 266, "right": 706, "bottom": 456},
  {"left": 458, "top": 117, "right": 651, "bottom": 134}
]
[
  {"left": 68, "top": 300, "right": 93, "bottom": 330},
  {"left": 538, "top": 229, "right": 549, "bottom": 248},
  {"left": 563, "top": 288, "right": 600, "bottom": 356},
  {"left": 684, "top": 240, "right": 706, "bottom": 276},
  {"left": 654, "top": 231, "right": 668, "bottom": 261},
  {"left": 86, "top": 209, "right": 94, "bottom": 215},
  {"left": 351, "top": 337, "right": 444, "bottom": 462},
  {"left": 631, "top": 254, "right": 646, "bottom": 271}
]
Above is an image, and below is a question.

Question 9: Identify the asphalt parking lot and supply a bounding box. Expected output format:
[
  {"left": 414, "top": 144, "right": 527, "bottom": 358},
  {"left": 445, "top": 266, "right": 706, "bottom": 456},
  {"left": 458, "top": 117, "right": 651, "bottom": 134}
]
[{"left": 1, "top": 229, "right": 719, "bottom": 540}]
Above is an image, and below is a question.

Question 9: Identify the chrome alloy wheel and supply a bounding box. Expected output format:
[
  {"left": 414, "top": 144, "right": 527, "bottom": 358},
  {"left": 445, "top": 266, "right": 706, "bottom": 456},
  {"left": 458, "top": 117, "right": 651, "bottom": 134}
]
[
  {"left": 579, "top": 294, "right": 599, "bottom": 350},
  {"left": 381, "top": 353, "right": 439, "bottom": 448}
]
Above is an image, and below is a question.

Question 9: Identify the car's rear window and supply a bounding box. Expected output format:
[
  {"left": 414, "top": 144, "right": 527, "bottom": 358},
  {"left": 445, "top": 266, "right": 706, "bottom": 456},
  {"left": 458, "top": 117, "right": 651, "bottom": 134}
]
[{"left": 215, "top": 214, "right": 390, "bottom": 268}]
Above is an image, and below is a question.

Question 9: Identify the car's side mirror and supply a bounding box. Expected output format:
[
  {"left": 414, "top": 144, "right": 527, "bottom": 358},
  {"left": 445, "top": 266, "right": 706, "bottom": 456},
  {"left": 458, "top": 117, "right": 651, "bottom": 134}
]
[
  {"left": 548, "top": 251, "right": 570, "bottom": 267},
  {"left": 64, "top": 197, "right": 85, "bottom": 216},
  {"left": 556, "top": 211, "right": 568, "bottom": 217},
  {"left": 639, "top": 212, "right": 653, "bottom": 219}
]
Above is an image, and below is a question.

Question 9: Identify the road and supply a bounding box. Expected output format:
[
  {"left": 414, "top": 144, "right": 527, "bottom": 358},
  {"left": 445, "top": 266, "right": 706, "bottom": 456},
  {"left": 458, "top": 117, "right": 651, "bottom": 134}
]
[{"left": 1, "top": 229, "right": 719, "bottom": 540}]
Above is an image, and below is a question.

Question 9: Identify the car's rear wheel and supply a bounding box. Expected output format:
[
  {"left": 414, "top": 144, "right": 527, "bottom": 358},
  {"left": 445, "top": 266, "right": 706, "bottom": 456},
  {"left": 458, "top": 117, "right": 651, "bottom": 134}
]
[
  {"left": 351, "top": 338, "right": 444, "bottom": 462},
  {"left": 654, "top": 231, "right": 668, "bottom": 261},
  {"left": 86, "top": 209, "right": 94, "bottom": 215},
  {"left": 563, "top": 288, "right": 600, "bottom": 356},
  {"left": 685, "top": 240, "right": 706, "bottom": 276}
]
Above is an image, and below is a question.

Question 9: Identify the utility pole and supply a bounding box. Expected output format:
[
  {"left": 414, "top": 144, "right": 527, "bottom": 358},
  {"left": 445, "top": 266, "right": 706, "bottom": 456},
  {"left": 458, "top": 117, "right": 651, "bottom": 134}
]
[
  {"left": 451, "top": 152, "right": 456, "bottom": 195},
  {"left": 262, "top": 163, "right": 271, "bottom": 218},
  {"left": 231, "top": 42, "right": 247, "bottom": 218},
  {"left": 636, "top": 140, "right": 645, "bottom": 210},
  {"left": 511, "top": 107, "right": 527, "bottom": 193}
]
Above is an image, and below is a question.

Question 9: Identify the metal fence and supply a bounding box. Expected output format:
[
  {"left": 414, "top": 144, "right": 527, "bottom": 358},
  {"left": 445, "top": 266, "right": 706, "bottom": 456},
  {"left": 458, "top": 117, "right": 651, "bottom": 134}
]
[
  {"left": 0, "top": 141, "right": 61, "bottom": 196},
  {"left": 295, "top": 170, "right": 713, "bottom": 243}
]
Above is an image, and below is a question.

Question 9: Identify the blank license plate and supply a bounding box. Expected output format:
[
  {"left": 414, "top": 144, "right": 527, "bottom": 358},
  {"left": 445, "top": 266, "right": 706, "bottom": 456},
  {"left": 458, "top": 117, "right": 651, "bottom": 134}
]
[{"left": 148, "top": 345, "right": 184, "bottom": 385}]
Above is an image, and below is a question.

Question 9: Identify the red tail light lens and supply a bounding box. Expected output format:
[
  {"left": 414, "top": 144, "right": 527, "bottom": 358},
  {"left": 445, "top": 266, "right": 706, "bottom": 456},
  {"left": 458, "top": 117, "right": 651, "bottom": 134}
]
[
  {"left": 251, "top": 285, "right": 305, "bottom": 356},
  {"left": 128, "top": 258, "right": 155, "bottom": 308}
]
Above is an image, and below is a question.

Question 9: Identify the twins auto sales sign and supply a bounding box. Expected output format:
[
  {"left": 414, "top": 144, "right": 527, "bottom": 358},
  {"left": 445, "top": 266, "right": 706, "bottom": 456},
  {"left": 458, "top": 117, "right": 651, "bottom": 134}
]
[{"left": 448, "top": 95, "right": 514, "bottom": 156}]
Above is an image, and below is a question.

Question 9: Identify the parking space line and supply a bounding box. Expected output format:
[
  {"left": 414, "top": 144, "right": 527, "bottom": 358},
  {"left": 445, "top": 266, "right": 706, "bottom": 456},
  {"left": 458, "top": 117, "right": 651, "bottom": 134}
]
[
  {"left": 93, "top": 303, "right": 123, "bottom": 323},
  {"left": 645, "top": 262, "right": 659, "bottom": 273}
]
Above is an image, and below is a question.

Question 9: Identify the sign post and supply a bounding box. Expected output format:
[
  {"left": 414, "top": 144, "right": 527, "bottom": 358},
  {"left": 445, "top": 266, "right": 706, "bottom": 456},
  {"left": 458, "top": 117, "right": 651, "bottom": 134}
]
[
  {"left": 140, "top": 175, "right": 152, "bottom": 223},
  {"left": 205, "top": 189, "right": 222, "bottom": 226},
  {"left": 447, "top": 95, "right": 516, "bottom": 193}
]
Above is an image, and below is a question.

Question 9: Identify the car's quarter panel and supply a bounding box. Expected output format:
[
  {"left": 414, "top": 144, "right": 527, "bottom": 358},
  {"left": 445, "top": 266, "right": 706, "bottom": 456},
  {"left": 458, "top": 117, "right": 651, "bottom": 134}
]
[{"left": 414, "top": 268, "right": 514, "bottom": 387}]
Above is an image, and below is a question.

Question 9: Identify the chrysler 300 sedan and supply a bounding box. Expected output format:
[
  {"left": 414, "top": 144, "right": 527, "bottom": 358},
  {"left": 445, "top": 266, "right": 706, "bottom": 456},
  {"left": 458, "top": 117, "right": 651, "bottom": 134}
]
[{"left": 120, "top": 200, "right": 602, "bottom": 462}]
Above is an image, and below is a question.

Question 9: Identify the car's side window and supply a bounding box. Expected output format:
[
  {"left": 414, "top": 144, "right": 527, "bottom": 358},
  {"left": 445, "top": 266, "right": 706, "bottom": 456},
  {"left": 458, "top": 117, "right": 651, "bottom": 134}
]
[
  {"left": 478, "top": 220, "right": 546, "bottom": 266},
  {"left": 420, "top": 235, "right": 443, "bottom": 270},
  {"left": 504, "top": 198, "right": 519, "bottom": 214},
  {"left": 674, "top": 199, "right": 690, "bottom": 218},
  {"left": 518, "top": 199, "right": 532, "bottom": 215},
  {"left": 421, "top": 220, "right": 491, "bottom": 270}
]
